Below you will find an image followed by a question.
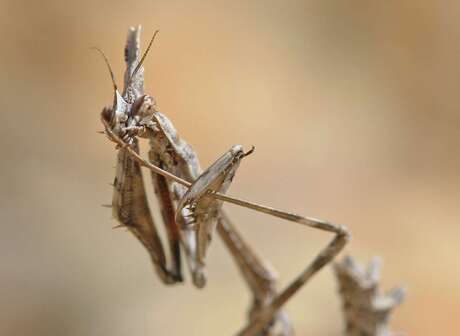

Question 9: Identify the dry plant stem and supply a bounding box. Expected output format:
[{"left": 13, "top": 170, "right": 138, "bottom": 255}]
[{"left": 334, "top": 256, "right": 405, "bottom": 336}]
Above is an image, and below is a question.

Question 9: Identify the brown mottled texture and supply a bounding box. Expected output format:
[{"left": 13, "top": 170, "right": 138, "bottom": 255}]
[
  {"left": 6, "top": 1, "right": 457, "bottom": 334},
  {"left": 175, "top": 145, "right": 246, "bottom": 268},
  {"left": 100, "top": 27, "right": 352, "bottom": 335},
  {"left": 149, "top": 160, "right": 183, "bottom": 281},
  {"left": 112, "top": 143, "right": 174, "bottom": 283},
  {"left": 334, "top": 256, "right": 405, "bottom": 336},
  {"left": 101, "top": 26, "right": 296, "bottom": 332}
]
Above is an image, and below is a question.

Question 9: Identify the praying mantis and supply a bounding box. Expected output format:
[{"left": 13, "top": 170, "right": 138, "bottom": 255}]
[{"left": 98, "top": 26, "right": 350, "bottom": 335}]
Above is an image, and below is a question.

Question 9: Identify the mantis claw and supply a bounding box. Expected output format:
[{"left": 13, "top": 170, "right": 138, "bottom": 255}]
[{"left": 243, "top": 145, "right": 255, "bottom": 157}]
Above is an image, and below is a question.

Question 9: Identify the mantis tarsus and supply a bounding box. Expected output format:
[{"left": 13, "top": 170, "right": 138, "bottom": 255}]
[{"left": 98, "top": 26, "right": 350, "bottom": 336}]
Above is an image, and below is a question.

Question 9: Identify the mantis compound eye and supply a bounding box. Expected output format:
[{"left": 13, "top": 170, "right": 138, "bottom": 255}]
[
  {"left": 101, "top": 106, "right": 113, "bottom": 123},
  {"left": 102, "top": 106, "right": 125, "bottom": 127},
  {"left": 131, "top": 95, "right": 156, "bottom": 119},
  {"left": 118, "top": 113, "right": 128, "bottom": 123}
]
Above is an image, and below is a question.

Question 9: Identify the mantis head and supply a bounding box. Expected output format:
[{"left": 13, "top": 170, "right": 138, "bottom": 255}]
[{"left": 98, "top": 28, "right": 160, "bottom": 144}]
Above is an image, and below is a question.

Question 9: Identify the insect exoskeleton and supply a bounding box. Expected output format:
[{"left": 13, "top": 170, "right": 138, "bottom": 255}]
[
  {"left": 98, "top": 27, "right": 361, "bottom": 335},
  {"left": 175, "top": 145, "right": 255, "bottom": 269},
  {"left": 131, "top": 95, "right": 157, "bottom": 120},
  {"left": 123, "top": 95, "right": 158, "bottom": 139}
]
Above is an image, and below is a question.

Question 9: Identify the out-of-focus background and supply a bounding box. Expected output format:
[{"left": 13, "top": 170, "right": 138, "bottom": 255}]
[{"left": 1, "top": 0, "right": 459, "bottom": 335}]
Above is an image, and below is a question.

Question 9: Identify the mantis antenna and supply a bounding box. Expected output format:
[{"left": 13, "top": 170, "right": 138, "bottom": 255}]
[
  {"left": 127, "top": 29, "right": 160, "bottom": 86},
  {"left": 92, "top": 47, "right": 118, "bottom": 92}
]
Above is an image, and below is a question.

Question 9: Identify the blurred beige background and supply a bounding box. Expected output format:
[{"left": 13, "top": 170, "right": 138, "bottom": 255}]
[{"left": 1, "top": 0, "right": 459, "bottom": 335}]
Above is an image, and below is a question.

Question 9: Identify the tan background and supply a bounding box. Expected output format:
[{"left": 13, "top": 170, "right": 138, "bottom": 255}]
[{"left": 1, "top": 0, "right": 459, "bottom": 335}]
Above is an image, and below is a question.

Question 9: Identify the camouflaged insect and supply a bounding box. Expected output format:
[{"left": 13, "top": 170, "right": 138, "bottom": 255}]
[{"left": 98, "top": 26, "right": 402, "bottom": 336}]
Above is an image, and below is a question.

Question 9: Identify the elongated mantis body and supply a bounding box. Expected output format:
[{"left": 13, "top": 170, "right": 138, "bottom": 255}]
[{"left": 98, "top": 26, "right": 350, "bottom": 335}]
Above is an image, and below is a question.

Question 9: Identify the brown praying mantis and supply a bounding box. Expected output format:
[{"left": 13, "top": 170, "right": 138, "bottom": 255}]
[{"left": 98, "top": 26, "right": 350, "bottom": 336}]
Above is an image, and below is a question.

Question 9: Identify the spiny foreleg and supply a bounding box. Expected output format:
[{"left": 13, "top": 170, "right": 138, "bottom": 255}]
[{"left": 110, "top": 142, "right": 180, "bottom": 284}]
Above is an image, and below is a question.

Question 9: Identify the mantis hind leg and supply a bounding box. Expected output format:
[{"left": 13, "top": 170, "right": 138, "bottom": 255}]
[
  {"left": 234, "top": 216, "right": 350, "bottom": 336},
  {"left": 217, "top": 211, "right": 293, "bottom": 336}
]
